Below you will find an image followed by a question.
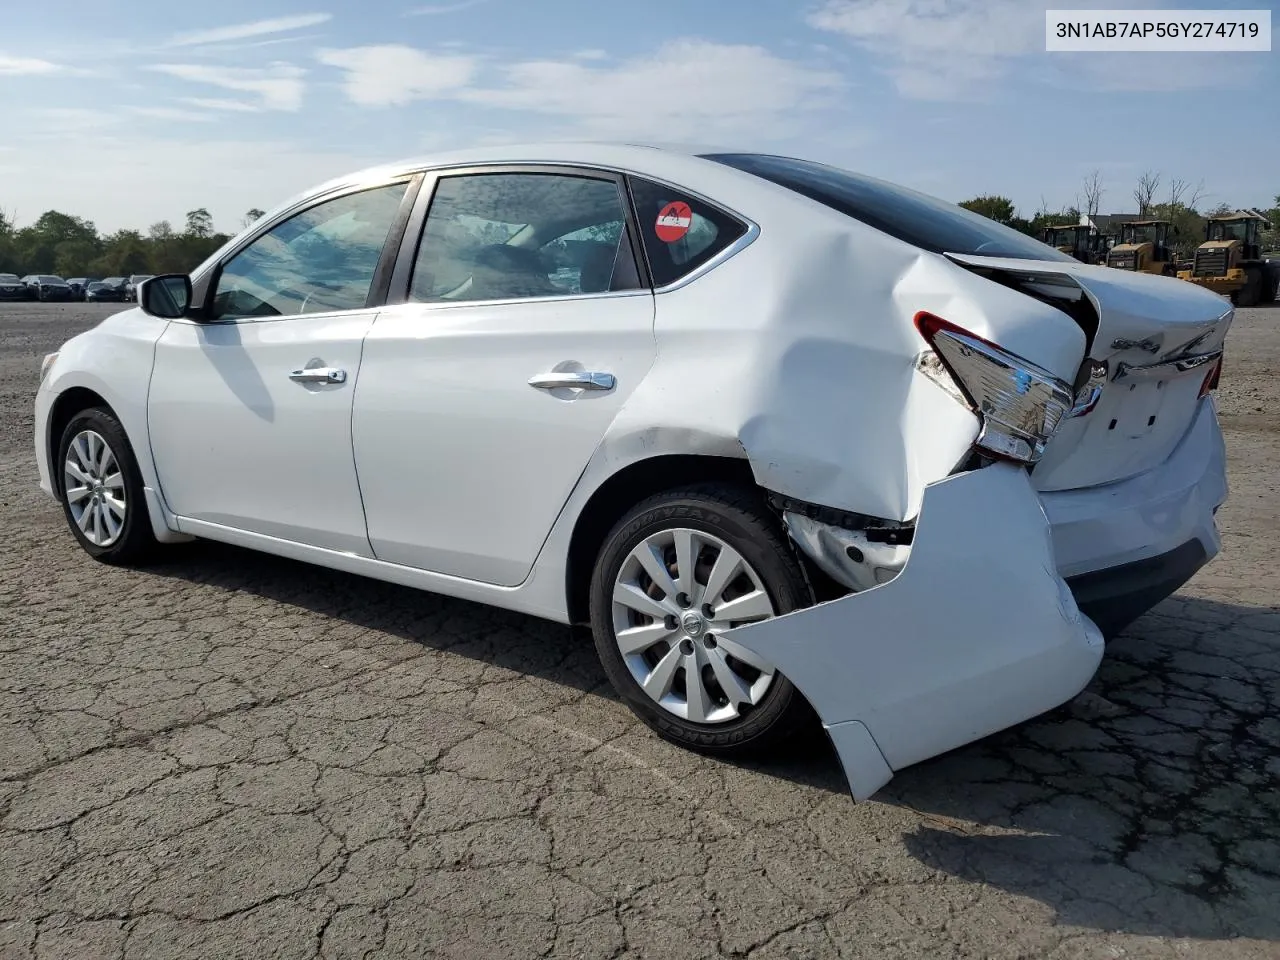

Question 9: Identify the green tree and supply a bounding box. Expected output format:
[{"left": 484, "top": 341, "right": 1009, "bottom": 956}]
[
  {"left": 959, "top": 195, "right": 1017, "bottom": 224},
  {"left": 55, "top": 240, "right": 99, "bottom": 277},
  {"left": 185, "top": 208, "right": 214, "bottom": 239},
  {"left": 0, "top": 209, "right": 17, "bottom": 274}
]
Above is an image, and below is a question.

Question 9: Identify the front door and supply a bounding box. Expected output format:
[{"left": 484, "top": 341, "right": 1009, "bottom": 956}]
[
  {"left": 353, "top": 169, "right": 656, "bottom": 585},
  {"left": 148, "top": 179, "right": 414, "bottom": 555}
]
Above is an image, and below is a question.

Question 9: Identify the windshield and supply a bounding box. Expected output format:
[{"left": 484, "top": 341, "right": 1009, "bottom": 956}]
[
  {"left": 704, "top": 153, "right": 1074, "bottom": 262},
  {"left": 0, "top": 274, "right": 18, "bottom": 283},
  {"left": 1124, "top": 225, "right": 1158, "bottom": 244},
  {"left": 1209, "top": 221, "right": 1249, "bottom": 242},
  {"left": 37, "top": 275, "right": 64, "bottom": 283}
]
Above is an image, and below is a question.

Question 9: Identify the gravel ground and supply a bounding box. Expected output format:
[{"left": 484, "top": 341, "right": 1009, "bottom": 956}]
[{"left": 1, "top": 301, "right": 1277, "bottom": 960}]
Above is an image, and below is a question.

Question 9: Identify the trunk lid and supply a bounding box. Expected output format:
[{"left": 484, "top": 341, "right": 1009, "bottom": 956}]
[{"left": 946, "top": 253, "right": 1232, "bottom": 491}]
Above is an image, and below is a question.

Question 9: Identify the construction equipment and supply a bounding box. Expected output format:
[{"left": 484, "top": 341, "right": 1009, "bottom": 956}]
[
  {"left": 1040, "top": 225, "right": 1112, "bottom": 265},
  {"left": 1177, "top": 210, "right": 1280, "bottom": 307},
  {"left": 1106, "top": 220, "right": 1177, "bottom": 275}
]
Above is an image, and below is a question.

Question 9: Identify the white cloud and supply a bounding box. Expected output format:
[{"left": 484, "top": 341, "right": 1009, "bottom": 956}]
[
  {"left": 126, "top": 106, "right": 214, "bottom": 123},
  {"left": 166, "top": 13, "right": 333, "bottom": 47},
  {"left": 807, "top": 0, "right": 1040, "bottom": 99},
  {"left": 179, "top": 97, "right": 264, "bottom": 113},
  {"left": 0, "top": 54, "right": 61, "bottom": 75},
  {"left": 406, "top": 1, "right": 488, "bottom": 14},
  {"left": 316, "top": 46, "right": 478, "bottom": 106},
  {"left": 317, "top": 39, "right": 844, "bottom": 140},
  {"left": 807, "top": 0, "right": 1238, "bottom": 99},
  {"left": 468, "top": 40, "right": 845, "bottom": 140},
  {"left": 150, "top": 63, "right": 307, "bottom": 111}
]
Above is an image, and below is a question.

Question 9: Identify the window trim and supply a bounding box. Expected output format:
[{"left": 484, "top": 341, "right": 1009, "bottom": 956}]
[
  {"left": 386, "top": 163, "right": 653, "bottom": 308},
  {"left": 186, "top": 174, "right": 422, "bottom": 325}
]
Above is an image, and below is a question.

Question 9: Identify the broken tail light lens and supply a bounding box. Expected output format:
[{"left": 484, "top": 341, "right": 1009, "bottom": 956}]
[
  {"left": 914, "top": 312, "right": 1074, "bottom": 465},
  {"left": 1198, "top": 353, "right": 1222, "bottom": 399}
]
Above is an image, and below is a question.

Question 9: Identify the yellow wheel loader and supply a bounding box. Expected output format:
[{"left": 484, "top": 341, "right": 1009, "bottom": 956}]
[
  {"left": 1106, "top": 220, "right": 1177, "bottom": 275},
  {"left": 1041, "top": 225, "right": 1112, "bottom": 265},
  {"left": 1177, "top": 212, "right": 1279, "bottom": 307}
]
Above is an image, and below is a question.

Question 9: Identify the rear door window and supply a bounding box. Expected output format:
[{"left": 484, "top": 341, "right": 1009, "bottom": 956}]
[
  {"left": 627, "top": 177, "right": 748, "bottom": 288},
  {"left": 409, "top": 172, "right": 643, "bottom": 304}
]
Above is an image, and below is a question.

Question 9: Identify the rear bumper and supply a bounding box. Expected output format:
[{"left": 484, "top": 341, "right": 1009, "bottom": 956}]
[
  {"left": 1040, "top": 398, "right": 1225, "bottom": 621},
  {"left": 1067, "top": 539, "right": 1208, "bottom": 639},
  {"left": 727, "top": 464, "right": 1103, "bottom": 801}
]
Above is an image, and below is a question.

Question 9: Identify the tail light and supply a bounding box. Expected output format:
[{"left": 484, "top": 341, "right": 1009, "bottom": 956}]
[
  {"left": 1198, "top": 353, "right": 1222, "bottom": 399},
  {"left": 914, "top": 312, "right": 1074, "bottom": 464}
]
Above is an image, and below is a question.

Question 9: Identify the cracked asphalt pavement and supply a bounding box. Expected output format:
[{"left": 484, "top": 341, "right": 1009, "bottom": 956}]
[{"left": 1, "top": 302, "right": 1277, "bottom": 959}]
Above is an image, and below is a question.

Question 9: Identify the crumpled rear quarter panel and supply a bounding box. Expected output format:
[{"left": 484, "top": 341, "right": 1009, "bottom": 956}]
[{"left": 623, "top": 185, "right": 1085, "bottom": 522}]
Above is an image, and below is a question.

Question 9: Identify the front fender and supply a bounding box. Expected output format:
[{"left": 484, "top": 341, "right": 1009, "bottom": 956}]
[
  {"left": 724, "top": 463, "right": 1104, "bottom": 800},
  {"left": 36, "top": 311, "right": 185, "bottom": 541}
]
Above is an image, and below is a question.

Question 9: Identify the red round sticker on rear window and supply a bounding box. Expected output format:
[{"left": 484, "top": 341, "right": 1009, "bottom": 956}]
[{"left": 654, "top": 201, "right": 692, "bottom": 243}]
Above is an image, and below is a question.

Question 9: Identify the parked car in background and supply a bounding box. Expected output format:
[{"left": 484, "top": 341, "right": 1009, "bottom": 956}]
[
  {"left": 96, "top": 277, "right": 128, "bottom": 300},
  {"left": 65, "top": 278, "right": 100, "bottom": 301},
  {"left": 124, "top": 274, "right": 154, "bottom": 302},
  {"left": 0, "top": 274, "right": 26, "bottom": 300},
  {"left": 32, "top": 143, "right": 1232, "bottom": 801},
  {"left": 84, "top": 281, "right": 126, "bottom": 303},
  {"left": 22, "top": 275, "right": 73, "bottom": 301}
]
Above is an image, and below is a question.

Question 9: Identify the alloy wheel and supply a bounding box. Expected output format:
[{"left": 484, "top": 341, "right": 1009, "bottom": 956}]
[
  {"left": 611, "top": 527, "right": 778, "bottom": 724},
  {"left": 64, "top": 429, "right": 127, "bottom": 547}
]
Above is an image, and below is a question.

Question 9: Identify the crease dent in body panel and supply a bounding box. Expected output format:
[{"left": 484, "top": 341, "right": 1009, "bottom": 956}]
[
  {"left": 733, "top": 244, "right": 987, "bottom": 524},
  {"left": 722, "top": 463, "right": 1105, "bottom": 801}
]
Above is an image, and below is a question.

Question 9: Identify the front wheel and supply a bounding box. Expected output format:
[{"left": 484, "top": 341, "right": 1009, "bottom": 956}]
[
  {"left": 57, "top": 407, "right": 157, "bottom": 565},
  {"left": 589, "top": 484, "right": 815, "bottom": 758}
]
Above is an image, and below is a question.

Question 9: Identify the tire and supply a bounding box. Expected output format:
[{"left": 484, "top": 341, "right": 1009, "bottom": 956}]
[
  {"left": 589, "top": 483, "right": 815, "bottom": 758},
  {"left": 1235, "top": 266, "right": 1262, "bottom": 308},
  {"left": 56, "top": 407, "right": 158, "bottom": 565}
]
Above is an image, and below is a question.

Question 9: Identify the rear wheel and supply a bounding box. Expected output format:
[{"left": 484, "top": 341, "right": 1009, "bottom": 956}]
[
  {"left": 57, "top": 407, "right": 157, "bottom": 565},
  {"left": 589, "top": 484, "right": 815, "bottom": 758}
]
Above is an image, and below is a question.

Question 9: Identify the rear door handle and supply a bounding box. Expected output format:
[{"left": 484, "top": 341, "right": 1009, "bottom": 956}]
[
  {"left": 528, "top": 371, "right": 615, "bottom": 391},
  {"left": 289, "top": 366, "right": 347, "bottom": 384}
]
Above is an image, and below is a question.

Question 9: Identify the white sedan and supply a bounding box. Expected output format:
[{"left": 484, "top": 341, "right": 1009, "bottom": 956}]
[{"left": 34, "top": 143, "right": 1230, "bottom": 799}]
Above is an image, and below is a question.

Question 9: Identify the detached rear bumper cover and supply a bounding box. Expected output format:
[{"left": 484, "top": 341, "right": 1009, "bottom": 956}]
[{"left": 724, "top": 463, "right": 1104, "bottom": 801}]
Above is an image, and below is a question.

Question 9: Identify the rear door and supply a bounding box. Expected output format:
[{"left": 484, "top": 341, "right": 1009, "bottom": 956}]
[{"left": 352, "top": 167, "right": 656, "bottom": 586}]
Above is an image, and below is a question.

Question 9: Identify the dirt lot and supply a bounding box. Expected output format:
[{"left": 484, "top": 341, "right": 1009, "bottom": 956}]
[{"left": 1, "top": 301, "right": 1277, "bottom": 960}]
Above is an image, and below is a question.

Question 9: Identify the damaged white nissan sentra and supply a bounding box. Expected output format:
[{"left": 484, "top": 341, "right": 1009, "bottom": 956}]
[{"left": 34, "top": 144, "right": 1230, "bottom": 799}]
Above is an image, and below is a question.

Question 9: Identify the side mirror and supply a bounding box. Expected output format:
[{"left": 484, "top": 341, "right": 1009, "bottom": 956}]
[{"left": 138, "top": 274, "right": 192, "bottom": 319}]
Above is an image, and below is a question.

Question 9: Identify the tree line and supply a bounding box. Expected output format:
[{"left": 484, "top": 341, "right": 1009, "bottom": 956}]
[
  {"left": 0, "top": 207, "right": 266, "bottom": 278},
  {"left": 959, "top": 169, "right": 1280, "bottom": 259}
]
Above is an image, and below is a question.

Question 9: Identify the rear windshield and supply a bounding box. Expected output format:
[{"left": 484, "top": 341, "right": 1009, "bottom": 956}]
[{"left": 704, "top": 153, "right": 1074, "bottom": 263}]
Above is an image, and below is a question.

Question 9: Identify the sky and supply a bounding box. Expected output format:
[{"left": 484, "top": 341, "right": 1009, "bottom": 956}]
[{"left": 0, "top": 0, "right": 1276, "bottom": 234}]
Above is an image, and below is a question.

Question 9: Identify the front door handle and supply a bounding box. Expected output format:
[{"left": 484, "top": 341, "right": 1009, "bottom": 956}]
[
  {"left": 528, "top": 371, "right": 615, "bottom": 391},
  {"left": 289, "top": 366, "right": 347, "bottom": 384}
]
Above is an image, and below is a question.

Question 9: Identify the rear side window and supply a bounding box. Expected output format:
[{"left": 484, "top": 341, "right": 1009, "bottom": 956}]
[
  {"left": 704, "top": 153, "right": 1075, "bottom": 263},
  {"left": 628, "top": 177, "right": 748, "bottom": 287}
]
